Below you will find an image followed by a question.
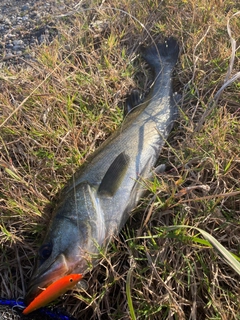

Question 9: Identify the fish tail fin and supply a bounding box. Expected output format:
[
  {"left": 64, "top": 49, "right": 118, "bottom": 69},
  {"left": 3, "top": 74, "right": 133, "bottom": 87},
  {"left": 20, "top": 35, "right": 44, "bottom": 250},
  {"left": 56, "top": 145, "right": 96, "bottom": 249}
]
[{"left": 141, "top": 37, "right": 179, "bottom": 71}]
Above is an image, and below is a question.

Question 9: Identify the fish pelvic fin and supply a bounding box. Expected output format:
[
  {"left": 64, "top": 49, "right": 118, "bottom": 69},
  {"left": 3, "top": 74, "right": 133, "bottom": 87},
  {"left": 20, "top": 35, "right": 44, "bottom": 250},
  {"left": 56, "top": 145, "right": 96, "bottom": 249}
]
[{"left": 98, "top": 151, "right": 130, "bottom": 197}]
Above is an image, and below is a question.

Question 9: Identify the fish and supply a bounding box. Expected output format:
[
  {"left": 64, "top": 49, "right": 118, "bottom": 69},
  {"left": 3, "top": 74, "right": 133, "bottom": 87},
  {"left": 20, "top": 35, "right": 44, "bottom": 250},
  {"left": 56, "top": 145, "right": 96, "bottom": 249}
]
[
  {"left": 23, "top": 274, "right": 82, "bottom": 314},
  {"left": 25, "top": 37, "right": 180, "bottom": 305}
]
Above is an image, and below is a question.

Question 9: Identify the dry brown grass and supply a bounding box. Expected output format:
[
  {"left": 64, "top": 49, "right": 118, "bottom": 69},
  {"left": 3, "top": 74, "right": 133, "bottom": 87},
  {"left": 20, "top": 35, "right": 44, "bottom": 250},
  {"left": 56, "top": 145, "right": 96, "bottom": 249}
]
[{"left": 0, "top": 0, "right": 240, "bottom": 319}]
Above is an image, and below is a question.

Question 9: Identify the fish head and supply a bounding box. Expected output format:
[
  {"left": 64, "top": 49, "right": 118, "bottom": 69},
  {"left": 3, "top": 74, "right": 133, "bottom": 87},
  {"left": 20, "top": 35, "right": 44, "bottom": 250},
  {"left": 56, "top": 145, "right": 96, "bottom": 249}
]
[
  {"left": 25, "top": 221, "right": 87, "bottom": 304},
  {"left": 25, "top": 183, "right": 104, "bottom": 304}
]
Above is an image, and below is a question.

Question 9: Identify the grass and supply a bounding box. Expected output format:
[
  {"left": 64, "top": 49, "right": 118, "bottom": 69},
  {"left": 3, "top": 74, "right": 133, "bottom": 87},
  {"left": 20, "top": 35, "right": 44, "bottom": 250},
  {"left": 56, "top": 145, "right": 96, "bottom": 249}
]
[{"left": 0, "top": 0, "right": 240, "bottom": 319}]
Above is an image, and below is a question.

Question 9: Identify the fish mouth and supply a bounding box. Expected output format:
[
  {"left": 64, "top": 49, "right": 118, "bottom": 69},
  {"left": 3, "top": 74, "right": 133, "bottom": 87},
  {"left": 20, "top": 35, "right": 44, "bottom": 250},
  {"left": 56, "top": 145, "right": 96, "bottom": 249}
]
[{"left": 25, "top": 253, "right": 70, "bottom": 305}]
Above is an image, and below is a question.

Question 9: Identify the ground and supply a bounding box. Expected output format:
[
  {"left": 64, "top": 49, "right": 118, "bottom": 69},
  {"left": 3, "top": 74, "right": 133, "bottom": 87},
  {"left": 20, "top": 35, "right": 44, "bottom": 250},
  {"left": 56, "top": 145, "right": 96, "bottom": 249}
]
[{"left": 0, "top": 0, "right": 240, "bottom": 319}]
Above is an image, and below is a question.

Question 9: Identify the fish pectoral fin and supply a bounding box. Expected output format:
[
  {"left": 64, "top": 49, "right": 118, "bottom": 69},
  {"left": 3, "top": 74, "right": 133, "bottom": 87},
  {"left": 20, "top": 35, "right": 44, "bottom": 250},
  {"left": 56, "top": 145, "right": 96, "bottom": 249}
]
[{"left": 98, "top": 151, "right": 130, "bottom": 197}]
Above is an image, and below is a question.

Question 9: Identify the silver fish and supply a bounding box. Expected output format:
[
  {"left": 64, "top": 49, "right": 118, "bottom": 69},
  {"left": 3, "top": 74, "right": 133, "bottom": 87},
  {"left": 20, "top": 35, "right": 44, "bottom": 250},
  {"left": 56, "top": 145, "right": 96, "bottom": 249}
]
[{"left": 25, "top": 37, "right": 179, "bottom": 303}]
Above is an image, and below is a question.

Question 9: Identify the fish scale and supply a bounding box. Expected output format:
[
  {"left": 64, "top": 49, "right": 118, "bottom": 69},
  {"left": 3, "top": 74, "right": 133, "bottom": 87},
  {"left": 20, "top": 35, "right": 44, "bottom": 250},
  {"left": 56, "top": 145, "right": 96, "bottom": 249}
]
[{"left": 25, "top": 37, "right": 180, "bottom": 308}]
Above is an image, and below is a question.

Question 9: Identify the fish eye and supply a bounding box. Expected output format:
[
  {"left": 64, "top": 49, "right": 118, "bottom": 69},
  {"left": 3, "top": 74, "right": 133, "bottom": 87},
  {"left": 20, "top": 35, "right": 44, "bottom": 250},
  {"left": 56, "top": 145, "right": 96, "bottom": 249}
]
[
  {"left": 39, "top": 243, "right": 52, "bottom": 260},
  {"left": 69, "top": 278, "right": 73, "bottom": 282}
]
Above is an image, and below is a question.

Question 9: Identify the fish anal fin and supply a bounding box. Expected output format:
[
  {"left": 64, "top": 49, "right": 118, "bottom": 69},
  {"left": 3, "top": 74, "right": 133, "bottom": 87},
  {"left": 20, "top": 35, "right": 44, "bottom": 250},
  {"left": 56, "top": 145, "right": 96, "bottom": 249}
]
[{"left": 98, "top": 152, "right": 130, "bottom": 197}]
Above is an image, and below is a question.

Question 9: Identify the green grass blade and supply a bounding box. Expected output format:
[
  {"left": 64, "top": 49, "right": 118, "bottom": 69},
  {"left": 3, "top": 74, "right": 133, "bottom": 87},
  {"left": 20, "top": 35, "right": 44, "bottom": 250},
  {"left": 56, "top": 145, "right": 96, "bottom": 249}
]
[
  {"left": 165, "top": 225, "right": 240, "bottom": 275},
  {"left": 126, "top": 261, "right": 136, "bottom": 320}
]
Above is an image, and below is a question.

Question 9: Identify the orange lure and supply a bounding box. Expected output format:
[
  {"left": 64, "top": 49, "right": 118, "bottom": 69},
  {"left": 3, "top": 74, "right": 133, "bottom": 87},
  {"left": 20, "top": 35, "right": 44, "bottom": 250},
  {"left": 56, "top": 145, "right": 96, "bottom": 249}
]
[{"left": 23, "top": 274, "right": 82, "bottom": 315}]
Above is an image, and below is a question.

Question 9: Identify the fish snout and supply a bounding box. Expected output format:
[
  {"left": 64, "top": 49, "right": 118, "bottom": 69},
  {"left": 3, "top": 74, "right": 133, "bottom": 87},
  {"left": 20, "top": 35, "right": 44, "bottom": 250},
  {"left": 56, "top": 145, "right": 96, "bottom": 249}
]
[{"left": 25, "top": 253, "right": 69, "bottom": 304}]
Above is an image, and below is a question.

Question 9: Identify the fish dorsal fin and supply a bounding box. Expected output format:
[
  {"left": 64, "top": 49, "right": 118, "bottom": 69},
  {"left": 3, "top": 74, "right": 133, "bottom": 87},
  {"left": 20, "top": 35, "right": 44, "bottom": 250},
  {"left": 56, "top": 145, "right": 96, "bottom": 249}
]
[
  {"left": 124, "top": 89, "right": 142, "bottom": 116},
  {"left": 98, "top": 151, "right": 130, "bottom": 197}
]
